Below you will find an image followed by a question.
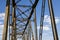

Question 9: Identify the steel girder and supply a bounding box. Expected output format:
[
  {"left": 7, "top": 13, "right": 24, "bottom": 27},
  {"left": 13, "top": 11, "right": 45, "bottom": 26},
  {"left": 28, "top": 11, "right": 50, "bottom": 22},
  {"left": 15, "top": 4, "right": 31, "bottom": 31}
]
[{"left": 2, "top": 0, "right": 39, "bottom": 40}]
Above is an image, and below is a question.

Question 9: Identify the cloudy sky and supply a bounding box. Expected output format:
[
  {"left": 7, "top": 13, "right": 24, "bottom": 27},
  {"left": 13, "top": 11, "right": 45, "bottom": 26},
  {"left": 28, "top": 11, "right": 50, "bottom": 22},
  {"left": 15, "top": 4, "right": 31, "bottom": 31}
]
[{"left": 0, "top": 0, "right": 60, "bottom": 40}]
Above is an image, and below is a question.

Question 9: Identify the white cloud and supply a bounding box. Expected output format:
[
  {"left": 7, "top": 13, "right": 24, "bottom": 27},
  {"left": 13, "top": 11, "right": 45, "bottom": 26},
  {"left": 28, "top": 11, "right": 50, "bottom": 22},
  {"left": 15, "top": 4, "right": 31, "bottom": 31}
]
[
  {"left": 37, "top": 26, "right": 40, "bottom": 30},
  {"left": 0, "top": 24, "right": 4, "bottom": 28},
  {"left": 0, "top": 25, "right": 4, "bottom": 40},
  {"left": 37, "top": 15, "right": 60, "bottom": 31},
  {"left": 0, "top": 13, "right": 5, "bottom": 38},
  {"left": 0, "top": 13, "right": 5, "bottom": 25},
  {"left": 0, "top": 13, "right": 5, "bottom": 20},
  {"left": 0, "top": 24, "right": 4, "bottom": 36},
  {"left": 43, "top": 25, "right": 50, "bottom": 31},
  {"left": 37, "top": 25, "right": 50, "bottom": 31},
  {"left": 44, "top": 15, "right": 51, "bottom": 24},
  {"left": 55, "top": 17, "right": 60, "bottom": 24},
  {"left": 44, "top": 15, "right": 60, "bottom": 24},
  {"left": 0, "top": 13, "right": 5, "bottom": 17}
]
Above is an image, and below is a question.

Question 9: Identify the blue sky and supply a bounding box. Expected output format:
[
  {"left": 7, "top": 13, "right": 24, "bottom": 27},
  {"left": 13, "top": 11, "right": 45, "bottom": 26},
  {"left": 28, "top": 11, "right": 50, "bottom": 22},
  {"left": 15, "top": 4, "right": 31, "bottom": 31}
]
[{"left": 0, "top": 0, "right": 60, "bottom": 40}]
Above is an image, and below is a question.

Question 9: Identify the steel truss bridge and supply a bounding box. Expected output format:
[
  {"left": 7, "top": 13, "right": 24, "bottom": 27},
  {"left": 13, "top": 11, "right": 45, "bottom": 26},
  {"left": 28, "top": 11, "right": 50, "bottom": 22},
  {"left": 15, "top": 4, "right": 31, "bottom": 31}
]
[{"left": 2, "top": 0, "right": 59, "bottom": 40}]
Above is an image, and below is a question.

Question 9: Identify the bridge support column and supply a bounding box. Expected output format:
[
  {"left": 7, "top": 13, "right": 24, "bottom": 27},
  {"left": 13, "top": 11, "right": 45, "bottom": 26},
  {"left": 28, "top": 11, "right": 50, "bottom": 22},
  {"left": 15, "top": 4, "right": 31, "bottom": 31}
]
[
  {"left": 34, "top": 9, "right": 38, "bottom": 40},
  {"left": 2, "top": 0, "right": 10, "bottom": 40},
  {"left": 48, "top": 0, "right": 59, "bottom": 40}
]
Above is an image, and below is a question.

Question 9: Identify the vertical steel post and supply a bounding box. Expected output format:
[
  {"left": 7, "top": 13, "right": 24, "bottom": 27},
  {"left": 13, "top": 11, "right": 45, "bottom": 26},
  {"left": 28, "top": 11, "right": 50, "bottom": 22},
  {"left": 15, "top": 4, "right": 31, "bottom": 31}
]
[
  {"left": 27, "top": 27, "right": 29, "bottom": 40},
  {"left": 32, "top": 32, "right": 34, "bottom": 40},
  {"left": 29, "top": 21, "right": 32, "bottom": 40},
  {"left": 22, "top": 35, "right": 23, "bottom": 40},
  {"left": 11, "top": 8, "right": 17, "bottom": 40},
  {"left": 25, "top": 33, "right": 28, "bottom": 40},
  {"left": 11, "top": 0, "right": 17, "bottom": 40},
  {"left": 39, "top": 0, "right": 46, "bottom": 40},
  {"left": 27, "top": 25, "right": 31, "bottom": 40},
  {"left": 48, "top": 0, "right": 59, "bottom": 40},
  {"left": 2, "top": 0, "right": 10, "bottom": 40},
  {"left": 34, "top": 9, "right": 38, "bottom": 40},
  {"left": 22, "top": 34, "right": 25, "bottom": 40}
]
